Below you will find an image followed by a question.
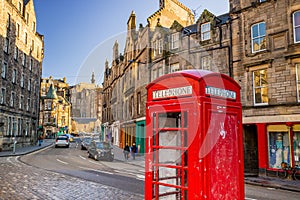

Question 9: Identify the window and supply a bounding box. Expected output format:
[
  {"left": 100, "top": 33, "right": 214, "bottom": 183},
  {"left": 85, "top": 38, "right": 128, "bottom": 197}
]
[
  {"left": 26, "top": 12, "right": 29, "bottom": 24},
  {"left": 19, "top": 95, "right": 24, "bottom": 110},
  {"left": 153, "top": 40, "right": 158, "bottom": 57},
  {"left": 158, "top": 39, "right": 163, "bottom": 54},
  {"left": 268, "top": 131, "right": 290, "bottom": 169},
  {"left": 4, "top": 38, "right": 9, "bottom": 53},
  {"left": 26, "top": 98, "right": 30, "bottom": 111},
  {"left": 152, "top": 69, "right": 157, "bottom": 81},
  {"left": 32, "top": 21, "right": 36, "bottom": 32},
  {"left": 22, "top": 53, "right": 26, "bottom": 66},
  {"left": 293, "top": 11, "right": 300, "bottom": 43},
  {"left": 7, "top": 117, "right": 12, "bottom": 136},
  {"left": 201, "top": 22, "right": 211, "bottom": 41},
  {"left": 137, "top": 92, "right": 141, "bottom": 115},
  {"left": 10, "top": 92, "right": 15, "bottom": 107},
  {"left": 20, "top": 74, "right": 24, "bottom": 88},
  {"left": 12, "top": 69, "right": 16, "bottom": 84},
  {"left": 2, "top": 62, "right": 7, "bottom": 78},
  {"left": 253, "top": 69, "right": 268, "bottom": 105},
  {"left": 14, "top": 46, "right": 18, "bottom": 60},
  {"left": 0, "top": 88, "right": 5, "bottom": 104},
  {"left": 251, "top": 22, "right": 266, "bottom": 53},
  {"left": 296, "top": 64, "right": 300, "bottom": 102},
  {"left": 31, "top": 40, "right": 34, "bottom": 51},
  {"left": 7, "top": 13, "right": 11, "bottom": 29},
  {"left": 16, "top": 23, "right": 20, "bottom": 38},
  {"left": 158, "top": 67, "right": 163, "bottom": 77},
  {"left": 18, "top": 118, "right": 22, "bottom": 136},
  {"left": 130, "top": 96, "right": 134, "bottom": 117},
  {"left": 170, "top": 63, "right": 180, "bottom": 73},
  {"left": 18, "top": 2, "right": 22, "bottom": 14},
  {"left": 259, "top": 0, "right": 266, "bottom": 2},
  {"left": 25, "top": 32, "right": 28, "bottom": 45},
  {"left": 171, "top": 33, "right": 179, "bottom": 49},
  {"left": 28, "top": 79, "right": 31, "bottom": 91},
  {"left": 29, "top": 59, "right": 33, "bottom": 71},
  {"left": 201, "top": 56, "right": 211, "bottom": 70}
]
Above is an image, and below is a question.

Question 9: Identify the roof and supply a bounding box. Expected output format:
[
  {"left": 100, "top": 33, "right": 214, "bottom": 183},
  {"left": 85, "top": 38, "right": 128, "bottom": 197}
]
[
  {"left": 46, "top": 84, "right": 58, "bottom": 99},
  {"left": 23, "top": 0, "right": 30, "bottom": 5}
]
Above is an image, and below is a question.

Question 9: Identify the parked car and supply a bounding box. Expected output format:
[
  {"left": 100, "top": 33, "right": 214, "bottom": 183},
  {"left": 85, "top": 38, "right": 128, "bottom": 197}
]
[
  {"left": 88, "top": 141, "right": 114, "bottom": 161},
  {"left": 81, "top": 137, "right": 93, "bottom": 150},
  {"left": 55, "top": 136, "right": 70, "bottom": 148}
]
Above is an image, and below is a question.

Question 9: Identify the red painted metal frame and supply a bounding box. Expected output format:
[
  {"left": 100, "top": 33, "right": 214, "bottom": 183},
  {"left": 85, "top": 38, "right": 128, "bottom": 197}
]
[{"left": 146, "top": 70, "right": 244, "bottom": 200}]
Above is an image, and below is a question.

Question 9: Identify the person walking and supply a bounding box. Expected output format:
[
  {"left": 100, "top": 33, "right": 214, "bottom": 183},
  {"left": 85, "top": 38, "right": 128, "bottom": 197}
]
[
  {"left": 131, "top": 143, "right": 137, "bottom": 160},
  {"left": 123, "top": 143, "right": 130, "bottom": 161}
]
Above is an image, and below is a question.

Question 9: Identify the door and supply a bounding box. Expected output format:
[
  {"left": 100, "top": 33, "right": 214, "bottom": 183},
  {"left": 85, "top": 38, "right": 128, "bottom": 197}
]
[
  {"left": 147, "top": 102, "right": 196, "bottom": 200},
  {"left": 201, "top": 101, "right": 243, "bottom": 200}
]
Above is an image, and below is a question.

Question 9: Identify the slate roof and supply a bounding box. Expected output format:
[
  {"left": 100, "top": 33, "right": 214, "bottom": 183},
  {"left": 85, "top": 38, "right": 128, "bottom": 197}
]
[{"left": 46, "top": 84, "right": 58, "bottom": 99}]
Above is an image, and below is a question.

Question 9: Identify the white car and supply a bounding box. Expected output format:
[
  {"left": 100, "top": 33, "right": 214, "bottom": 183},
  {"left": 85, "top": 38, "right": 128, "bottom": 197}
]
[{"left": 55, "top": 136, "right": 70, "bottom": 148}]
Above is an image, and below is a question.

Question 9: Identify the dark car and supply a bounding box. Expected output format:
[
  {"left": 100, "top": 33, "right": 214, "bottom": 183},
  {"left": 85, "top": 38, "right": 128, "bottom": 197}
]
[
  {"left": 88, "top": 141, "right": 114, "bottom": 161},
  {"left": 81, "top": 137, "right": 92, "bottom": 150}
]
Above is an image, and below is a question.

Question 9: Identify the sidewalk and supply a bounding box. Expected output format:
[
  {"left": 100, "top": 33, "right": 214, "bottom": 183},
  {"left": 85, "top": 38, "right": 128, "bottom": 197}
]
[
  {"left": 1, "top": 141, "right": 299, "bottom": 193},
  {"left": 112, "top": 145, "right": 300, "bottom": 193},
  {"left": 0, "top": 139, "right": 54, "bottom": 157}
]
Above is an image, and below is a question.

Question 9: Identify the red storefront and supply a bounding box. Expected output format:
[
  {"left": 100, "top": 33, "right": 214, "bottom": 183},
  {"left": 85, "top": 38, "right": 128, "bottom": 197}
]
[{"left": 145, "top": 70, "right": 244, "bottom": 200}]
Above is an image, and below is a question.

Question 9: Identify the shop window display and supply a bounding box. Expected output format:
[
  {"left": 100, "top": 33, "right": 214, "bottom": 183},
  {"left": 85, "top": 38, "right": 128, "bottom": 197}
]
[
  {"left": 293, "top": 132, "right": 300, "bottom": 166},
  {"left": 268, "top": 132, "right": 290, "bottom": 169}
]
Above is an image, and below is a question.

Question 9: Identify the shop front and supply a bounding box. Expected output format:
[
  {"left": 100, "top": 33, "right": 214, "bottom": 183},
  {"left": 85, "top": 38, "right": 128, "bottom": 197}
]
[{"left": 243, "top": 116, "right": 300, "bottom": 177}]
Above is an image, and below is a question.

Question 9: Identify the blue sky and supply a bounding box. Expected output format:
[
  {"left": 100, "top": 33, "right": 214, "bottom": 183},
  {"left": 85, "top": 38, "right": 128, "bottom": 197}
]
[{"left": 34, "top": 0, "right": 229, "bottom": 85}]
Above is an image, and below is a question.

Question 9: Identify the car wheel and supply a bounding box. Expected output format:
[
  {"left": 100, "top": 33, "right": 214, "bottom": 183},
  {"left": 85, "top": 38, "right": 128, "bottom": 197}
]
[
  {"left": 66, "top": 144, "right": 69, "bottom": 148},
  {"left": 88, "top": 152, "right": 91, "bottom": 158},
  {"left": 94, "top": 154, "right": 98, "bottom": 161},
  {"left": 81, "top": 145, "right": 84, "bottom": 150}
]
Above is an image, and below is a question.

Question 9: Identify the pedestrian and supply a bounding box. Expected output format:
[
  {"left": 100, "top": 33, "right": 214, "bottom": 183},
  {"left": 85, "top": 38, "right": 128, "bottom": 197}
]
[
  {"left": 123, "top": 143, "right": 130, "bottom": 161},
  {"left": 131, "top": 143, "right": 137, "bottom": 160}
]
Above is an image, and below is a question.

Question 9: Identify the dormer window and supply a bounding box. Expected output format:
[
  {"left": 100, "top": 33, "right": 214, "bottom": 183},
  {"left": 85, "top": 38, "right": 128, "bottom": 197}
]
[{"left": 201, "top": 22, "right": 211, "bottom": 41}]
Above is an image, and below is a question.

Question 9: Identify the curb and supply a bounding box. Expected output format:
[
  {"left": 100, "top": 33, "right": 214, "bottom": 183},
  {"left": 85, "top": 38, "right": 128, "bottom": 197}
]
[{"left": 0, "top": 142, "right": 54, "bottom": 157}]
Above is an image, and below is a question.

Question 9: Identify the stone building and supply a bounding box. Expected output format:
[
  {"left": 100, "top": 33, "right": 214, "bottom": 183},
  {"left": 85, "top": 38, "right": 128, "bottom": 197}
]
[
  {"left": 69, "top": 75, "right": 102, "bottom": 134},
  {"left": 102, "top": 0, "right": 195, "bottom": 151},
  {"left": 102, "top": 0, "right": 300, "bottom": 178},
  {"left": 0, "top": 0, "right": 44, "bottom": 150},
  {"left": 230, "top": 0, "right": 300, "bottom": 175},
  {"left": 39, "top": 77, "right": 71, "bottom": 138}
]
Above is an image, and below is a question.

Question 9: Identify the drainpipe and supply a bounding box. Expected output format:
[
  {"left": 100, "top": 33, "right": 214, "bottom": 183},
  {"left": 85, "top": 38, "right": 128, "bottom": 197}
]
[{"left": 229, "top": 17, "right": 233, "bottom": 78}]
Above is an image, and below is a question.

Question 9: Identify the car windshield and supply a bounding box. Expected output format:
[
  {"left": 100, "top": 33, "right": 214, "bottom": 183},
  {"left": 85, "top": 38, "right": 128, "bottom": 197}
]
[{"left": 95, "top": 142, "right": 110, "bottom": 149}]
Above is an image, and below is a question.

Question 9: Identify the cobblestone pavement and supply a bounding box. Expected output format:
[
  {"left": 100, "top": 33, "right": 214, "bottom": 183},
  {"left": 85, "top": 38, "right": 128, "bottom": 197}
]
[{"left": 0, "top": 157, "right": 143, "bottom": 200}]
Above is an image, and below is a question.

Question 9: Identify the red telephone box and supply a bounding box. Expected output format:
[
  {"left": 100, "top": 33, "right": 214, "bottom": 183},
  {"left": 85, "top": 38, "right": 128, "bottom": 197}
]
[{"left": 145, "top": 70, "right": 244, "bottom": 200}]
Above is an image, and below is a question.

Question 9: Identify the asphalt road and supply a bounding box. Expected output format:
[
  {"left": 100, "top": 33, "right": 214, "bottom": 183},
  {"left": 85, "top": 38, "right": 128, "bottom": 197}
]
[
  {"left": 20, "top": 142, "right": 145, "bottom": 194},
  {"left": 19, "top": 142, "right": 300, "bottom": 200}
]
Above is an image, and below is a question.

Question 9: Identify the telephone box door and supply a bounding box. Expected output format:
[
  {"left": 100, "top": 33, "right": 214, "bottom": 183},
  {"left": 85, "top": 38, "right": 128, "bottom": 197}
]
[{"left": 146, "top": 102, "right": 197, "bottom": 200}]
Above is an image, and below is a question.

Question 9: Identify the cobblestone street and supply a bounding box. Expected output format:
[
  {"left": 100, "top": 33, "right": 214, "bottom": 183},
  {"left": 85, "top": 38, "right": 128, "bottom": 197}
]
[{"left": 0, "top": 157, "right": 143, "bottom": 200}]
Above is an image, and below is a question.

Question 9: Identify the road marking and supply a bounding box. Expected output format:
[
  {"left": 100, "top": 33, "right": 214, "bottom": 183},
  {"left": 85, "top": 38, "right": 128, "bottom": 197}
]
[
  {"left": 245, "top": 198, "right": 257, "bottom": 200},
  {"left": 6, "top": 157, "right": 21, "bottom": 167},
  {"left": 267, "top": 187, "right": 276, "bottom": 190},
  {"left": 88, "top": 160, "right": 103, "bottom": 166},
  {"left": 79, "top": 155, "right": 86, "bottom": 160},
  {"left": 56, "top": 159, "right": 69, "bottom": 165},
  {"left": 79, "top": 166, "right": 114, "bottom": 175}
]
